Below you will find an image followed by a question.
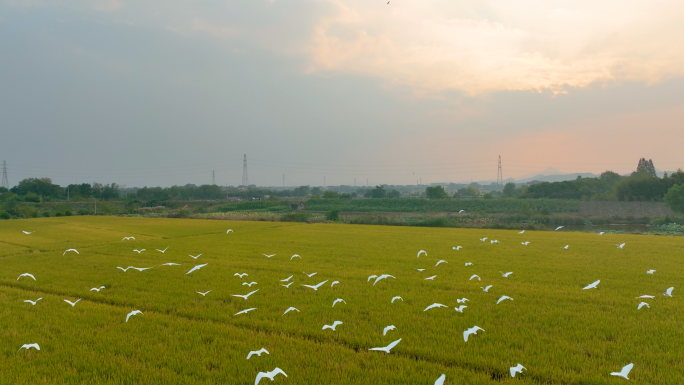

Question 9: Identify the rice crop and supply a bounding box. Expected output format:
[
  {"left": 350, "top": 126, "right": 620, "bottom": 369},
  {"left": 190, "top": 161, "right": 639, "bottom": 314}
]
[
  {"left": 305, "top": 198, "right": 580, "bottom": 213},
  {"left": 1, "top": 216, "right": 682, "bottom": 384}
]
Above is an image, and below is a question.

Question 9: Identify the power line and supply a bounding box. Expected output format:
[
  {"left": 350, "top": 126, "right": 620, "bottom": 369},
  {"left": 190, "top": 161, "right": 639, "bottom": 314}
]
[
  {"left": 241, "top": 154, "right": 249, "bottom": 186},
  {"left": 497, "top": 155, "right": 503, "bottom": 185}
]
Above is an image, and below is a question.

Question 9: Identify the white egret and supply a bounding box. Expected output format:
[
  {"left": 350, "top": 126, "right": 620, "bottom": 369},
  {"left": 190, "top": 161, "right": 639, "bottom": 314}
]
[
  {"left": 391, "top": 296, "right": 403, "bottom": 303},
  {"left": 18, "top": 343, "right": 40, "bottom": 352},
  {"left": 290, "top": 254, "right": 301, "bottom": 260},
  {"left": 610, "top": 363, "right": 633, "bottom": 380},
  {"left": 518, "top": 230, "right": 525, "bottom": 234},
  {"left": 497, "top": 295, "right": 513, "bottom": 304},
  {"left": 22, "top": 231, "right": 33, "bottom": 235},
  {"left": 637, "top": 302, "right": 649, "bottom": 309},
  {"left": 500, "top": 271, "right": 513, "bottom": 278},
  {"left": 369, "top": 338, "right": 401, "bottom": 353},
  {"left": 231, "top": 289, "right": 259, "bottom": 300},
  {"left": 197, "top": 290, "right": 212, "bottom": 296},
  {"left": 226, "top": 229, "right": 233, "bottom": 233},
  {"left": 583, "top": 280, "right": 600, "bottom": 290},
  {"left": 367, "top": 275, "right": 378, "bottom": 282},
  {"left": 459, "top": 210, "right": 465, "bottom": 213},
  {"left": 424, "top": 303, "right": 447, "bottom": 311},
  {"left": 281, "top": 282, "right": 293, "bottom": 288},
  {"left": 247, "top": 348, "right": 269, "bottom": 360},
  {"left": 234, "top": 273, "right": 248, "bottom": 278},
  {"left": 63, "top": 249, "right": 79, "bottom": 255},
  {"left": 415, "top": 269, "right": 425, "bottom": 272},
  {"left": 636, "top": 295, "right": 655, "bottom": 299},
  {"left": 417, "top": 250, "right": 427, "bottom": 258},
  {"left": 435, "top": 260, "right": 447, "bottom": 266},
  {"left": 456, "top": 298, "right": 468, "bottom": 304},
  {"left": 453, "top": 246, "right": 462, "bottom": 250},
  {"left": 331, "top": 281, "right": 339, "bottom": 287},
  {"left": 122, "top": 236, "right": 135, "bottom": 241},
  {"left": 598, "top": 232, "right": 605, "bottom": 235},
  {"left": 617, "top": 243, "right": 625, "bottom": 249},
  {"left": 374, "top": 274, "right": 396, "bottom": 285},
  {"left": 481, "top": 285, "right": 493, "bottom": 292},
  {"left": 17, "top": 273, "right": 36, "bottom": 281},
  {"left": 90, "top": 286, "right": 105, "bottom": 292},
  {"left": 304, "top": 272, "right": 317, "bottom": 277},
  {"left": 133, "top": 249, "right": 145, "bottom": 253},
  {"left": 131, "top": 267, "right": 152, "bottom": 272},
  {"left": 435, "top": 374, "right": 446, "bottom": 385},
  {"left": 332, "top": 298, "right": 346, "bottom": 307},
  {"left": 480, "top": 237, "right": 487, "bottom": 242},
  {"left": 454, "top": 305, "right": 467, "bottom": 313},
  {"left": 465, "top": 262, "right": 473, "bottom": 266},
  {"left": 263, "top": 254, "right": 276, "bottom": 258},
  {"left": 469, "top": 274, "right": 480, "bottom": 281},
  {"left": 463, "top": 326, "right": 484, "bottom": 342},
  {"left": 301, "top": 280, "right": 328, "bottom": 291},
  {"left": 255, "top": 368, "right": 287, "bottom": 384},
  {"left": 521, "top": 242, "right": 530, "bottom": 246},
  {"left": 64, "top": 298, "right": 81, "bottom": 307},
  {"left": 282, "top": 307, "right": 299, "bottom": 315},
  {"left": 155, "top": 247, "right": 169, "bottom": 253},
  {"left": 161, "top": 263, "right": 180, "bottom": 266},
  {"left": 555, "top": 226, "right": 564, "bottom": 231},
  {"left": 322, "top": 321, "right": 343, "bottom": 331},
  {"left": 186, "top": 263, "right": 208, "bottom": 274},
  {"left": 243, "top": 282, "right": 258, "bottom": 287},
  {"left": 425, "top": 275, "right": 437, "bottom": 280},
  {"left": 189, "top": 254, "right": 202, "bottom": 260},
  {"left": 491, "top": 240, "right": 499, "bottom": 244},
  {"left": 562, "top": 245, "right": 569, "bottom": 249},
  {"left": 383, "top": 325, "right": 396, "bottom": 335},
  {"left": 24, "top": 298, "right": 42, "bottom": 305},
  {"left": 510, "top": 364, "right": 526, "bottom": 378},
  {"left": 280, "top": 275, "right": 292, "bottom": 282},
  {"left": 234, "top": 308, "right": 257, "bottom": 316},
  {"left": 126, "top": 310, "right": 143, "bottom": 322},
  {"left": 646, "top": 270, "right": 655, "bottom": 274},
  {"left": 117, "top": 266, "right": 132, "bottom": 272},
  {"left": 664, "top": 287, "right": 674, "bottom": 297}
]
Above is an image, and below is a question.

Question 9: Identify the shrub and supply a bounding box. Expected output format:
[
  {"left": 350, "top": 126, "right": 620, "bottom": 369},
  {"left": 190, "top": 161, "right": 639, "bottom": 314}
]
[
  {"left": 664, "top": 184, "right": 684, "bottom": 213},
  {"left": 42, "top": 212, "right": 50, "bottom": 217},
  {"left": 65, "top": 210, "right": 73, "bottom": 216},
  {"left": 281, "top": 212, "right": 311, "bottom": 222},
  {"left": 0, "top": 212, "right": 10, "bottom": 219},
  {"left": 325, "top": 209, "right": 340, "bottom": 221},
  {"left": 55, "top": 212, "right": 63, "bottom": 217}
]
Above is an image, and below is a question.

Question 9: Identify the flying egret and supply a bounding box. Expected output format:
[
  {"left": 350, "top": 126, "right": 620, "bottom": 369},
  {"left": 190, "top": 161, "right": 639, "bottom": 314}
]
[
  {"left": 22, "top": 231, "right": 33, "bottom": 235},
  {"left": 463, "top": 326, "right": 484, "bottom": 342},
  {"left": 331, "top": 281, "right": 339, "bottom": 287},
  {"left": 510, "top": 364, "right": 526, "bottom": 378},
  {"left": 255, "top": 368, "right": 287, "bottom": 384},
  {"left": 226, "top": 229, "right": 233, "bottom": 233},
  {"left": 480, "top": 237, "right": 487, "bottom": 242},
  {"left": 435, "top": 374, "right": 446, "bottom": 385},
  {"left": 555, "top": 226, "right": 564, "bottom": 231},
  {"left": 197, "top": 290, "right": 212, "bottom": 296},
  {"left": 18, "top": 343, "right": 40, "bottom": 352},
  {"left": 562, "top": 245, "right": 569, "bottom": 249},
  {"left": 281, "top": 282, "right": 293, "bottom": 288},
  {"left": 454, "top": 305, "right": 467, "bottom": 313},
  {"left": 465, "top": 262, "right": 473, "bottom": 266},
  {"left": 322, "top": 321, "right": 343, "bottom": 331},
  {"left": 155, "top": 247, "right": 169, "bottom": 253},
  {"left": 374, "top": 274, "right": 396, "bottom": 285},
  {"left": 234, "top": 308, "right": 257, "bottom": 316},
  {"left": 367, "top": 275, "right": 378, "bottom": 282},
  {"left": 117, "top": 266, "right": 132, "bottom": 272},
  {"left": 17, "top": 273, "right": 36, "bottom": 281},
  {"left": 598, "top": 232, "right": 605, "bottom": 235},
  {"left": 64, "top": 298, "right": 81, "bottom": 307},
  {"left": 189, "top": 254, "right": 202, "bottom": 260},
  {"left": 301, "top": 280, "right": 328, "bottom": 291},
  {"left": 637, "top": 302, "right": 650, "bottom": 309},
  {"left": 63, "top": 249, "right": 79, "bottom": 255},
  {"left": 90, "top": 286, "right": 105, "bottom": 292},
  {"left": 435, "top": 260, "right": 447, "bottom": 266},
  {"left": 290, "top": 254, "right": 301, "bottom": 260},
  {"left": 497, "top": 295, "right": 513, "bottom": 304},
  {"left": 231, "top": 289, "right": 259, "bottom": 300},
  {"left": 583, "top": 280, "right": 600, "bottom": 290},
  {"left": 415, "top": 269, "right": 425, "bottom": 272},
  {"left": 424, "top": 303, "right": 447, "bottom": 311},
  {"left": 24, "top": 298, "right": 42, "bottom": 305},
  {"left": 456, "top": 298, "right": 468, "bottom": 304},
  {"left": 234, "top": 273, "right": 248, "bottom": 278},
  {"left": 133, "top": 249, "right": 145, "bottom": 253},
  {"left": 369, "top": 338, "right": 401, "bottom": 353},
  {"left": 617, "top": 243, "right": 625, "bottom": 249},
  {"left": 391, "top": 296, "right": 403, "bottom": 303},
  {"left": 646, "top": 270, "right": 655, "bottom": 274},
  {"left": 243, "top": 282, "right": 257, "bottom": 287},
  {"left": 500, "top": 271, "right": 513, "bottom": 278},
  {"left": 469, "top": 274, "right": 480, "bottom": 281},
  {"left": 425, "top": 275, "right": 437, "bottom": 280},
  {"left": 453, "top": 246, "right": 462, "bottom": 250},
  {"left": 122, "top": 236, "right": 135, "bottom": 241},
  {"left": 481, "top": 285, "right": 493, "bottom": 292},
  {"left": 490, "top": 240, "right": 499, "bottom": 244},
  {"left": 521, "top": 242, "right": 530, "bottom": 246},
  {"left": 417, "top": 250, "right": 427, "bottom": 258},
  {"left": 383, "top": 325, "right": 396, "bottom": 335},
  {"left": 263, "top": 254, "right": 276, "bottom": 258},
  {"left": 247, "top": 348, "right": 269, "bottom": 360},
  {"left": 161, "top": 263, "right": 180, "bottom": 266},
  {"left": 126, "top": 310, "right": 143, "bottom": 322},
  {"left": 459, "top": 210, "right": 465, "bottom": 213},
  {"left": 282, "top": 307, "right": 299, "bottom": 315},
  {"left": 664, "top": 287, "right": 674, "bottom": 297},
  {"left": 518, "top": 230, "right": 525, "bottom": 234},
  {"left": 186, "top": 263, "right": 208, "bottom": 274},
  {"left": 610, "top": 363, "right": 633, "bottom": 380},
  {"left": 332, "top": 298, "right": 346, "bottom": 307},
  {"left": 636, "top": 295, "right": 655, "bottom": 299},
  {"left": 280, "top": 275, "right": 292, "bottom": 282},
  {"left": 304, "top": 272, "right": 317, "bottom": 277},
  {"left": 131, "top": 267, "right": 152, "bottom": 272}
]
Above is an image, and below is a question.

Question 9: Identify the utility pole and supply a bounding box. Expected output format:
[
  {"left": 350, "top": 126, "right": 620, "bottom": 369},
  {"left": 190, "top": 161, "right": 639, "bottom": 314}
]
[
  {"left": 241, "top": 154, "right": 249, "bottom": 187},
  {"left": 497, "top": 155, "right": 503, "bottom": 186},
  {"left": 1, "top": 161, "right": 8, "bottom": 189},
  {"left": 282, "top": 174, "right": 285, "bottom": 188},
  {"left": 212, "top": 170, "right": 215, "bottom": 185}
]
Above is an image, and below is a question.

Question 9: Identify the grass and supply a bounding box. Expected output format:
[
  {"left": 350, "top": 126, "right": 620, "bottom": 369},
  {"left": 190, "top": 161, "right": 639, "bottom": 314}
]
[{"left": 1, "top": 217, "right": 683, "bottom": 384}]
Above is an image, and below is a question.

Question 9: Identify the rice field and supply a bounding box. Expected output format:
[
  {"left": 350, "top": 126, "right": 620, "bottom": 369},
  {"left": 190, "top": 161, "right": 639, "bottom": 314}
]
[{"left": 1, "top": 216, "right": 682, "bottom": 384}]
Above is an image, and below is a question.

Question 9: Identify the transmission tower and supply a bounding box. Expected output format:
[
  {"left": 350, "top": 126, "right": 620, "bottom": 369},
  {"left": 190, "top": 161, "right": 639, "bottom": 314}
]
[
  {"left": 497, "top": 156, "right": 503, "bottom": 185},
  {"left": 1, "top": 161, "right": 8, "bottom": 189},
  {"left": 241, "top": 154, "right": 249, "bottom": 186},
  {"left": 212, "top": 170, "right": 215, "bottom": 185}
]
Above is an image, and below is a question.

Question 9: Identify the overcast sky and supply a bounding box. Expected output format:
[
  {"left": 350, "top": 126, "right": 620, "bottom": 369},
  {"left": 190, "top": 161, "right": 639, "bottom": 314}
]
[{"left": 1, "top": 0, "right": 683, "bottom": 188}]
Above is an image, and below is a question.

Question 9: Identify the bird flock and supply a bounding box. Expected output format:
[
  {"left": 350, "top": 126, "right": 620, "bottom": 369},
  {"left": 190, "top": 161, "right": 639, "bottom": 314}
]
[{"left": 12, "top": 226, "right": 678, "bottom": 384}]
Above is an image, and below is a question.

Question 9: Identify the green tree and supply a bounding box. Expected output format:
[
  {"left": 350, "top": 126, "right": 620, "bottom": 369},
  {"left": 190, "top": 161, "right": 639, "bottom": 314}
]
[
  {"left": 664, "top": 184, "right": 684, "bottom": 213},
  {"left": 370, "top": 185, "right": 387, "bottom": 198},
  {"left": 502, "top": 182, "right": 517, "bottom": 197},
  {"left": 425, "top": 185, "right": 448, "bottom": 199},
  {"left": 292, "top": 186, "right": 310, "bottom": 197},
  {"left": 635, "top": 158, "right": 656, "bottom": 177},
  {"left": 325, "top": 209, "right": 340, "bottom": 221},
  {"left": 11, "top": 178, "right": 63, "bottom": 198},
  {"left": 600, "top": 171, "right": 622, "bottom": 185},
  {"left": 311, "top": 187, "right": 322, "bottom": 196}
]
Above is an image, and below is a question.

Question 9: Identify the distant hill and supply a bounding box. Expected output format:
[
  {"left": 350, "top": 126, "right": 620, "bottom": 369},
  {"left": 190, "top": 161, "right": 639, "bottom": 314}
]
[{"left": 516, "top": 173, "right": 599, "bottom": 184}]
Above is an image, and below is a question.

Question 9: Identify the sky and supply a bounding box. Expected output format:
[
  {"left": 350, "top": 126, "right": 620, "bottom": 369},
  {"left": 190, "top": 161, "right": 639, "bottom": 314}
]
[{"left": 1, "top": 0, "right": 683, "bottom": 188}]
